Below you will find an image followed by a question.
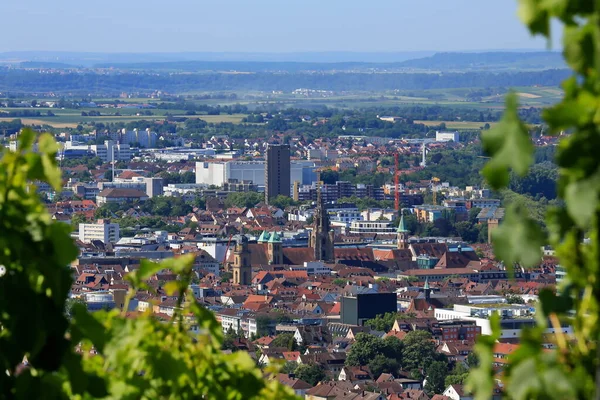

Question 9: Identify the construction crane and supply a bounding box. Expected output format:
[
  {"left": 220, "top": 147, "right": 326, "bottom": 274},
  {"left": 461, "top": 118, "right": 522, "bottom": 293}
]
[
  {"left": 394, "top": 152, "right": 400, "bottom": 212},
  {"left": 431, "top": 177, "right": 441, "bottom": 205}
]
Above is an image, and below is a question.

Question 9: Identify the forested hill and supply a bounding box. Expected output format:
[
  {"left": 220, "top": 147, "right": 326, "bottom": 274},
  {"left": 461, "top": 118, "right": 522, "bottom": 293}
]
[
  {"left": 92, "top": 52, "right": 565, "bottom": 73},
  {"left": 398, "top": 51, "right": 565, "bottom": 71},
  {"left": 0, "top": 68, "right": 569, "bottom": 94}
]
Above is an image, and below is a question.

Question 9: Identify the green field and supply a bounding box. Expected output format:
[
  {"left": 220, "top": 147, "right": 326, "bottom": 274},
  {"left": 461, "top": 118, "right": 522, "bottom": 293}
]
[
  {"left": 0, "top": 107, "right": 248, "bottom": 128},
  {"left": 414, "top": 120, "right": 499, "bottom": 129},
  {"left": 0, "top": 86, "right": 562, "bottom": 129}
]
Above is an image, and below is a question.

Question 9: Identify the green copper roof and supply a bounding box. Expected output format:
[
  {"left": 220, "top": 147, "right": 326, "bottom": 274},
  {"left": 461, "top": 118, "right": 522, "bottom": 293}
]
[
  {"left": 258, "top": 231, "right": 270, "bottom": 242},
  {"left": 397, "top": 213, "right": 409, "bottom": 233},
  {"left": 424, "top": 277, "right": 430, "bottom": 290},
  {"left": 267, "top": 231, "right": 281, "bottom": 243}
]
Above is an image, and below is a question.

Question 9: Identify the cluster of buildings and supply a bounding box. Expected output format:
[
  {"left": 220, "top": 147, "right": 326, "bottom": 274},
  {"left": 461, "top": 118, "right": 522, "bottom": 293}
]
[
  {"left": 9, "top": 122, "right": 562, "bottom": 398},
  {"left": 66, "top": 195, "right": 560, "bottom": 398}
]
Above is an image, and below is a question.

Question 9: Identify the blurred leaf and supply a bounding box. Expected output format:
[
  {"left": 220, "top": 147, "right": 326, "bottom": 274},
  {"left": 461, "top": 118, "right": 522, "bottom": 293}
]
[
  {"left": 481, "top": 93, "right": 533, "bottom": 190},
  {"left": 492, "top": 204, "right": 544, "bottom": 267}
]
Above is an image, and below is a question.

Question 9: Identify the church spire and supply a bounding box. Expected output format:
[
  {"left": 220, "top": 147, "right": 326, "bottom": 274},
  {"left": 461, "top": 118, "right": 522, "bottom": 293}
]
[
  {"left": 396, "top": 210, "right": 409, "bottom": 250},
  {"left": 309, "top": 184, "right": 334, "bottom": 262},
  {"left": 396, "top": 212, "right": 408, "bottom": 233}
]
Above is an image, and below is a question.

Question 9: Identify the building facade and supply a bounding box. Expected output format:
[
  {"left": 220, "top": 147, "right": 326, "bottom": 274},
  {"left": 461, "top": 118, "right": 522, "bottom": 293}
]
[
  {"left": 265, "top": 144, "right": 291, "bottom": 204},
  {"left": 78, "top": 220, "right": 120, "bottom": 244}
]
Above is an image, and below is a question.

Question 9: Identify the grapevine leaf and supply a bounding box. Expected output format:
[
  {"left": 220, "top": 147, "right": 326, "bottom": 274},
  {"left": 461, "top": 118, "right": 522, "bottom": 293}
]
[
  {"left": 481, "top": 93, "right": 533, "bottom": 190},
  {"left": 517, "top": 0, "right": 550, "bottom": 35},
  {"left": 41, "top": 153, "right": 62, "bottom": 190},
  {"left": 564, "top": 175, "right": 600, "bottom": 228},
  {"left": 72, "top": 305, "right": 107, "bottom": 353},
  {"left": 18, "top": 128, "right": 36, "bottom": 151},
  {"left": 492, "top": 204, "right": 544, "bottom": 268},
  {"left": 38, "top": 133, "right": 59, "bottom": 155}
]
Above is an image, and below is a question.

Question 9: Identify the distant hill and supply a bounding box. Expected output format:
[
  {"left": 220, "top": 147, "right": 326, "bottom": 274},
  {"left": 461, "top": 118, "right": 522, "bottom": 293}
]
[
  {"left": 93, "top": 52, "right": 565, "bottom": 73},
  {"left": 92, "top": 60, "right": 370, "bottom": 72},
  {"left": 398, "top": 52, "right": 565, "bottom": 71}
]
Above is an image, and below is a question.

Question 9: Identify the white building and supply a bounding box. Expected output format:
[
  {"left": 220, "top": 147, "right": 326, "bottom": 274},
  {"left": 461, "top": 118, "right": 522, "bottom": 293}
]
[
  {"left": 120, "top": 128, "right": 158, "bottom": 148},
  {"left": 195, "top": 160, "right": 316, "bottom": 187},
  {"left": 435, "top": 131, "right": 460, "bottom": 143},
  {"left": 79, "top": 220, "right": 120, "bottom": 244},
  {"left": 64, "top": 140, "right": 131, "bottom": 162},
  {"left": 349, "top": 220, "right": 396, "bottom": 235},
  {"left": 434, "top": 304, "right": 572, "bottom": 339},
  {"left": 289, "top": 261, "right": 332, "bottom": 275}
]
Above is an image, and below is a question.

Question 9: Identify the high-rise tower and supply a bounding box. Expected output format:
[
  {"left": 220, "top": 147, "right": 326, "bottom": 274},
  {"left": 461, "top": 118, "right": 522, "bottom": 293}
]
[{"left": 265, "top": 144, "right": 291, "bottom": 204}]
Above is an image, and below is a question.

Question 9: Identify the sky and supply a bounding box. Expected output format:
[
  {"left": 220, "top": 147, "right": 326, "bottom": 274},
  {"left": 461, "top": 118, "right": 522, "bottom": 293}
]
[{"left": 2, "top": 0, "right": 562, "bottom": 53}]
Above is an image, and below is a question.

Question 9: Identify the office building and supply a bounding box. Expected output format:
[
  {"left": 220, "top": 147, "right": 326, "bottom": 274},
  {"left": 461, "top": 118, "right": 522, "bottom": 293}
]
[
  {"left": 265, "top": 144, "right": 291, "bottom": 204},
  {"left": 195, "top": 160, "right": 316, "bottom": 187},
  {"left": 79, "top": 219, "right": 120, "bottom": 244},
  {"left": 340, "top": 293, "right": 398, "bottom": 326},
  {"left": 63, "top": 140, "right": 131, "bottom": 162},
  {"left": 435, "top": 131, "right": 460, "bottom": 143},
  {"left": 144, "top": 177, "right": 164, "bottom": 198}
]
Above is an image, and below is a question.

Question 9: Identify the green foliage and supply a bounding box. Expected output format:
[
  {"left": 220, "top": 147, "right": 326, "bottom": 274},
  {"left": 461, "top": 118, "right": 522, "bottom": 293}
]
[
  {"left": 364, "top": 312, "right": 399, "bottom": 332},
  {"left": 424, "top": 361, "right": 448, "bottom": 395},
  {"left": 345, "top": 334, "right": 403, "bottom": 377},
  {"left": 368, "top": 354, "right": 399, "bottom": 380},
  {"left": 0, "top": 128, "right": 78, "bottom": 397},
  {"left": 268, "top": 195, "right": 297, "bottom": 210},
  {"left": 0, "top": 129, "right": 297, "bottom": 399},
  {"left": 338, "top": 196, "right": 394, "bottom": 211},
  {"left": 225, "top": 192, "right": 264, "bottom": 209},
  {"left": 468, "top": 3, "right": 600, "bottom": 399},
  {"left": 294, "top": 363, "right": 325, "bottom": 386},
  {"left": 140, "top": 196, "right": 193, "bottom": 217},
  {"left": 401, "top": 331, "right": 441, "bottom": 373},
  {"left": 270, "top": 333, "right": 297, "bottom": 351},
  {"left": 445, "top": 363, "right": 469, "bottom": 387}
]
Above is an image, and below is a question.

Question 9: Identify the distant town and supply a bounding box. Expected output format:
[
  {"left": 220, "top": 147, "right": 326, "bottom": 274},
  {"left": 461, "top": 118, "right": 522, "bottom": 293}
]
[{"left": 0, "top": 95, "right": 563, "bottom": 398}]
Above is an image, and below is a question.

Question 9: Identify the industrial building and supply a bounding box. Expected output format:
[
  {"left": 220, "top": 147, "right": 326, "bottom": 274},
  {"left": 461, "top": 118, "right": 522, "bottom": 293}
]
[{"left": 195, "top": 160, "right": 316, "bottom": 188}]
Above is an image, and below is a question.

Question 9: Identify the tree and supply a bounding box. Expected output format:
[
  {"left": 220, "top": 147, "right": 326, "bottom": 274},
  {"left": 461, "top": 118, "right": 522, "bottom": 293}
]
[
  {"left": 225, "top": 192, "right": 264, "bottom": 208},
  {"left": 346, "top": 333, "right": 386, "bottom": 367},
  {"left": 294, "top": 363, "right": 325, "bottom": 386},
  {"left": 70, "top": 213, "right": 89, "bottom": 229},
  {"left": 270, "top": 333, "right": 297, "bottom": 351},
  {"left": 364, "top": 312, "right": 398, "bottom": 332},
  {"left": 401, "top": 331, "right": 439, "bottom": 372},
  {"left": 505, "top": 294, "right": 525, "bottom": 304},
  {"left": 445, "top": 362, "right": 469, "bottom": 387},
  {"left": 64, "top": 297, "right": 86, "bottom": 318},
  {"left": 0, "top": 129, "right": 296, "bottom": 399},
  {"left": 221, "top": 327, "right": 243, "bottom": 352},
  {"left": 281, "top": 362, "right": 297, "bottom": 374},
  {"left": 269, "top": 195, "right": 296, "bottom": 210},
  {"left": 368, "top": 354, "right": 399, "bottom": 379},
  {"left": 425, "top": 361, "right": 448, "bottom": 395}
]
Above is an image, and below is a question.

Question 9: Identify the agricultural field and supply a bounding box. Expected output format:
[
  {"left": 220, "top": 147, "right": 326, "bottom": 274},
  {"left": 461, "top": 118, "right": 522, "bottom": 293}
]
[
  {"left": 414, "top": 120, "right": 498, "bottom": 130},
  {"left": 0, "top": 106, "right": 248, "bottom": 128}
]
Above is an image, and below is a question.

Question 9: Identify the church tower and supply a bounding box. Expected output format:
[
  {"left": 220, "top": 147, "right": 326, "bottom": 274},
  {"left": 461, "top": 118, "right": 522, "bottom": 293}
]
[
  {"left": 309, "top": 187, "right": 335, "bottom": 262},
  {"left": 232, "top": 235, "right": 251, "bottom": 285},
  {"left": 396, "top": 212, "right": 409, "bottom": 250},
  {"left": 267, "top": 231, "right": 283, "bottom": 265}
]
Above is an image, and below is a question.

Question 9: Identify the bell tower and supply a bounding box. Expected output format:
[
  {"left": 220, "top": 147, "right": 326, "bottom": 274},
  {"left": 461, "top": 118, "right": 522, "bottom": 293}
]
[
  {"left": 396, "top": 211, "right": 409, "bottom": 250},
  {"left": 309, "top": 186, "right": 335, "bottom": 262},
  {"left": 232, "top": 235, "right": 251, "bottom": 285},
  {"left": 267, "top": 231, "right": 283, "bottom": 265}
]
